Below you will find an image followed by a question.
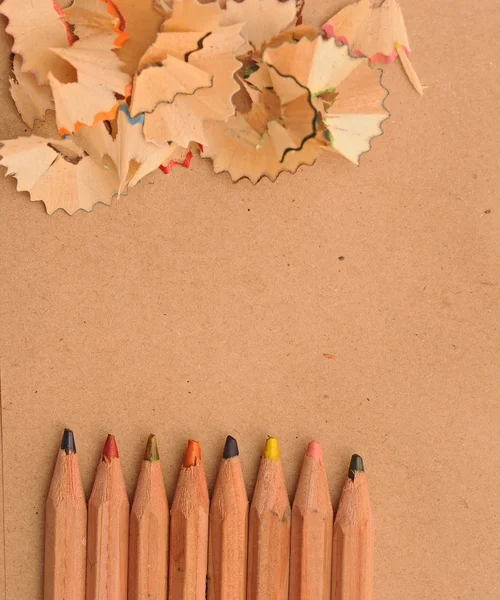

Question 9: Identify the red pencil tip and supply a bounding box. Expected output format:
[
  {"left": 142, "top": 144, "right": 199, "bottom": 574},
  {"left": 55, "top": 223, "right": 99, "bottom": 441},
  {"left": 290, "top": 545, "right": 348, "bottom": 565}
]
[
  {"left": 103, "top": 434, "right": 119, "bottom": 461},
  {"left": 183, "top": 439, "right": 201, "bottom": 467}
]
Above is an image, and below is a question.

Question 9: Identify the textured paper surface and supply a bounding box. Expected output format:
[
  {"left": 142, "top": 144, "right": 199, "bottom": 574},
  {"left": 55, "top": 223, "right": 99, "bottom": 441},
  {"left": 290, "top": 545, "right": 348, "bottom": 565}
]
[{"left": 1, "top": 2, "right": 500, "bottom": 600}]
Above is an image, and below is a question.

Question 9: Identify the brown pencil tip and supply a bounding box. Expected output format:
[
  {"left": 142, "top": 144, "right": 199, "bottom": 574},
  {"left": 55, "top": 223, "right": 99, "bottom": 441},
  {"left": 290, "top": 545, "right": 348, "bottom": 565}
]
[
  {"left": 102, "top": 434, "right": 119, "bottom": 461},
  {"left": 348, "top": 454, "right": 364, "bottom": 480},
  {"left": 144, "top": 434, "right": 160, "bottom": 462},
  {"left": 183, "top": 439, "right": 201, "bottom": 467},
  {"left": 60, "top": 429, "right": 76, "bottom": 455}
]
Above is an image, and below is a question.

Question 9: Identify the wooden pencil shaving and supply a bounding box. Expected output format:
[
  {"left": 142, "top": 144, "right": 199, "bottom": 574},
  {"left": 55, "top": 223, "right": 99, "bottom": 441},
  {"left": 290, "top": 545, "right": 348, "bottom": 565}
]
[
  {"left": 141, "top": 25, "right": 246, "bottom": 146},
  {"left": 131, "top": 56, "right": 214, "bottom": 116},
  {"left": 114, "top": 106, "right": 186, "bottom": 191},
  {"left": 263, "top": 38, "right": 389, "bottom": 165},
  {"left": 0, "top": 136, "right": 119, "bottom": 214},
  {"left": 163, "top": 0, "right": 224, "bottom": 33},
  {"left": 0, "top": 0, "right": 422, "bottom": 214},
  {"left": 1, "top": 0, "right": 75, "bottom": 85},
  {"left": 265, "top": 24, "right": 318, "bottom": 48},
  {"left": 113, "top": 0, "right": 164, "bottom": 74},
  {"left": 323, "top": 0, "right": 423, "bottom": 94},
  {"left": 73, "top": 105, "right": 185, "bottom": 192},
  {"left": 200, "top": 74, "right": 319, "bottom": 184},
  {"left": 9, "top": 55, "right": 55, "bottom": 128},
  {"left": 63, "top": 0, "right": 129, "bottom": 47},
  {"left": 49, "top": 34, "right": 132, "bottom": 136},
  {"left": 220, "top": 0, "right": 298, "bottom": 48}
]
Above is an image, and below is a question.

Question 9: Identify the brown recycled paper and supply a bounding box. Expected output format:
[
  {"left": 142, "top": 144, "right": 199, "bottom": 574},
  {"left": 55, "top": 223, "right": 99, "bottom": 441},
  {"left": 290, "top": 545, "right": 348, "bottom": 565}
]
[{"left": 0, "top": 2, "right": 500, "bottom": 600}]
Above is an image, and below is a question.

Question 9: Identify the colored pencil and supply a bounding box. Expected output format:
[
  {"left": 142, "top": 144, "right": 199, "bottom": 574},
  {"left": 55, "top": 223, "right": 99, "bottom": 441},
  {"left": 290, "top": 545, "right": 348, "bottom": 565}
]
[
  {"left": 128, "top": 434, "right": 169, "bottom": 600},
  {"left": 332, "top": 454, "right": 373, "bottom": 600},
  {"left": 44, "top": 429, "right": 87, "bottom": 600},
  {"left": 207, "top": 435, "right": 248, "bottom": 600},
  {"left": 290, "top": 440, "right": 333, "bottom": 600},
  {"left": 169, "top": 439, "right": 209, "bottom": 600},
  {"left": 247, "top": 437, "right": 291, "bottom": 600},
  {"left": 86, "top": 434, "right": 130, "bottom": 600}
]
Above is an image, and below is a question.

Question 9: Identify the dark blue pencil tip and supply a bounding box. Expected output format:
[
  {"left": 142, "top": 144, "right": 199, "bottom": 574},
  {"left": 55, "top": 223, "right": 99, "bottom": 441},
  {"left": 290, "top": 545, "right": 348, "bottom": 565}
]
[
  {"left": 61, "top": 429, "right": 76, "bottom": 455},
  {"left": 223, "top": 435, "right": 239, "bottom": 459}
]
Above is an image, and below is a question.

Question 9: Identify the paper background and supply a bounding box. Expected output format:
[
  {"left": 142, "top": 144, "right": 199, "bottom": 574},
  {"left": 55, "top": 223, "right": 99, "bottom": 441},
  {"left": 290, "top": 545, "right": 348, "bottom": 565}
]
[{"left": 1, "top": 1, "right": 499, "bottom": 598}]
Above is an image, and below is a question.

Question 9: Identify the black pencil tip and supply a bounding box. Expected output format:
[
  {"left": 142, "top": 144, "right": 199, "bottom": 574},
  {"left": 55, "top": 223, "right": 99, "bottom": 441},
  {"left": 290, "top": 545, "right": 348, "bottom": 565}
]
[
  {"left": 348, "top": 454, "right": 364, "bottom": 480},
  {"left": 223, "top": 435, "right": 239, "bottom": 459},
  {"left": 61, "top": 429, "right": 76, "bottom": 455}
]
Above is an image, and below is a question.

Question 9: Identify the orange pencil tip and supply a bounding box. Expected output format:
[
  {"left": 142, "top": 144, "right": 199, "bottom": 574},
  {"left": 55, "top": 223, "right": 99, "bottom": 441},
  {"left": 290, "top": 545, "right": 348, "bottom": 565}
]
[
  {"left": 306, "top": 440, "right": 323, "bottom": 461},
  {"left": 103, "top": 434, "right": 119, "bottom": 461},
  {"left": 183, "top": 439, "right": 201, "bottom": 467}
]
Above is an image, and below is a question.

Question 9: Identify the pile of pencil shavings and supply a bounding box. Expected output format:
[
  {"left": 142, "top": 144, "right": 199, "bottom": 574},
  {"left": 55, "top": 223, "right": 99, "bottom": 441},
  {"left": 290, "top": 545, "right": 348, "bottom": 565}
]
[{"left": 0, "top": 0, "right": 422, "bottom": 215}]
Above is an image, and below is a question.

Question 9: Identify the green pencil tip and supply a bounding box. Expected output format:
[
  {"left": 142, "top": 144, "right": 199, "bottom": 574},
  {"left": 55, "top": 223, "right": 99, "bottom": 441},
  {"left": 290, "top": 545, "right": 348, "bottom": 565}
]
[{"left": 144, "top": 434, "right": 160, "bottom": 462}]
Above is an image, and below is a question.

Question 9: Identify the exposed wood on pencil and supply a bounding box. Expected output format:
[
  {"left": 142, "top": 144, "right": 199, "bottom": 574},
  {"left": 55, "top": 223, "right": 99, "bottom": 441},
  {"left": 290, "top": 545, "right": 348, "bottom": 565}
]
[
  {"left": 247, "top": 437, "right": 291, "bottom": 600},
  {"left": 169, "top": 439, "right": 209, "bottom": 600},
  {"left": 86, "top": 434, "right": 130, "bottom": 600},
  {"left": 207, "top": 435, "right": 248, "bottom": 600},
  {"left": 128, "top": 434, "right": 169, "bottom": 600},
  {"left": 332, "top": 454, "right": 373, "bottom": 600},
  {"left": 44, "top": 429, "right": 87, "bottom": 600},
  {"left": 290, "top": 440, "right": 333, "bottom": 600}
]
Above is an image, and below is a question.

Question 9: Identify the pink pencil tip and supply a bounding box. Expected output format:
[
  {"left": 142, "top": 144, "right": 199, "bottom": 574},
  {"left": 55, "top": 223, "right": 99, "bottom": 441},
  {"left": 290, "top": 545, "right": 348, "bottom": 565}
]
[{"left": 306, "top": 440, "right": 323, "bottom": 461}]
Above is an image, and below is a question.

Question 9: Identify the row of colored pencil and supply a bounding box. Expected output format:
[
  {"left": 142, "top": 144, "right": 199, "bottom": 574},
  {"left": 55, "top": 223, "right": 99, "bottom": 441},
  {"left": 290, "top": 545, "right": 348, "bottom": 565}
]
[{"left": 45, "top": 430, "right": 373, "bottom": 600}]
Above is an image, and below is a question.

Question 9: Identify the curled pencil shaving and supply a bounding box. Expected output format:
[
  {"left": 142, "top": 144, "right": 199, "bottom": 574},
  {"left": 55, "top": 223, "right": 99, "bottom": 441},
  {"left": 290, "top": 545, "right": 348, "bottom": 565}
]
[
  {"left": 0, "top": 104, "right": 186, "bottom": 213},
  {"left": 63, "top": 0, "right": 129, "bottom": 47},
  {"left": 137, "top": 0, "right": 248, "bottom": 148},
  {"left": 130, "top": 55, "right": 214, "bottom": 116},
  {"left": 201, "top": 67, "right": 318, "bottom": 183},
  {"left": 220, "top": 0, "right": 299, "bottom": 48},
  {"left": 112, "top": 0, "right": 163, "bottom": 74},
  {"left": 263, "top": 37, "right": 389, "bottom": 165},
  {"left": 0, "top": 136, "right": 119, "bottom": 214},
  {"left": 114, "top": 105, "right": 185, "bottom": 191},
  {"left": 159, "top": 145, "right": 193, "bottom": 174},
  {"left": 0, "top": 0, "right": 76, "bottom": 85},
  {"left": 48, "top": 39, "right": 131, "bottom": 136},
  {"left": 162, "top": 0, "right": 224, "bottom": 33},
  {"left": 322, "top": 0, "right": 423, "bottom": 94},
  {"left": 9, "top": 54, "right": 55, "bottom": 128},
  {"left": 141, "top": 25, "right": 246, "bottom": 147},
  {"left": 75, "top": 105, "right": 185, "bottom": 192},
  {"left": 0, "top": 0, "right": 421, "bottom": 213}
]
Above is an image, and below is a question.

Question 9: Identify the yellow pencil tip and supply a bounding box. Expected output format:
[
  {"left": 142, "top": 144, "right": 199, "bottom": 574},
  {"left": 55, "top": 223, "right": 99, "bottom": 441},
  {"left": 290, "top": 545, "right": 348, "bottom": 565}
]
[{"left": 264, "top": 437, "right": 280, "bottom": 461}]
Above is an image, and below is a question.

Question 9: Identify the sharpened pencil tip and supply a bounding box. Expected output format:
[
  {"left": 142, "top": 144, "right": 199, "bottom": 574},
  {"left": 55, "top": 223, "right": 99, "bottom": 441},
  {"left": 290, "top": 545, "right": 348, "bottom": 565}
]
[
  {"left": 144, "top": 434, "right": 160, "bottom": 462},
  {"left": 306, "top": 440, "right": 323, "bottom": 461},
  {"left": 348, "top": 454, "right": 364, "bottom": 480},
  {"left": 264, "top": 437, "right": 280, "bottom": 461},
  {"left": 103, "top": 434, "right": 119, "bottom": 461},
  {"left": 61, "top": 429, "right": 76, "bottom": 454},
  {"left": 184, "top": 439, "right": 201, "bottom": 467},
  {"left": 223, "top": 435, "right": 239, "bottom": 459}
]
